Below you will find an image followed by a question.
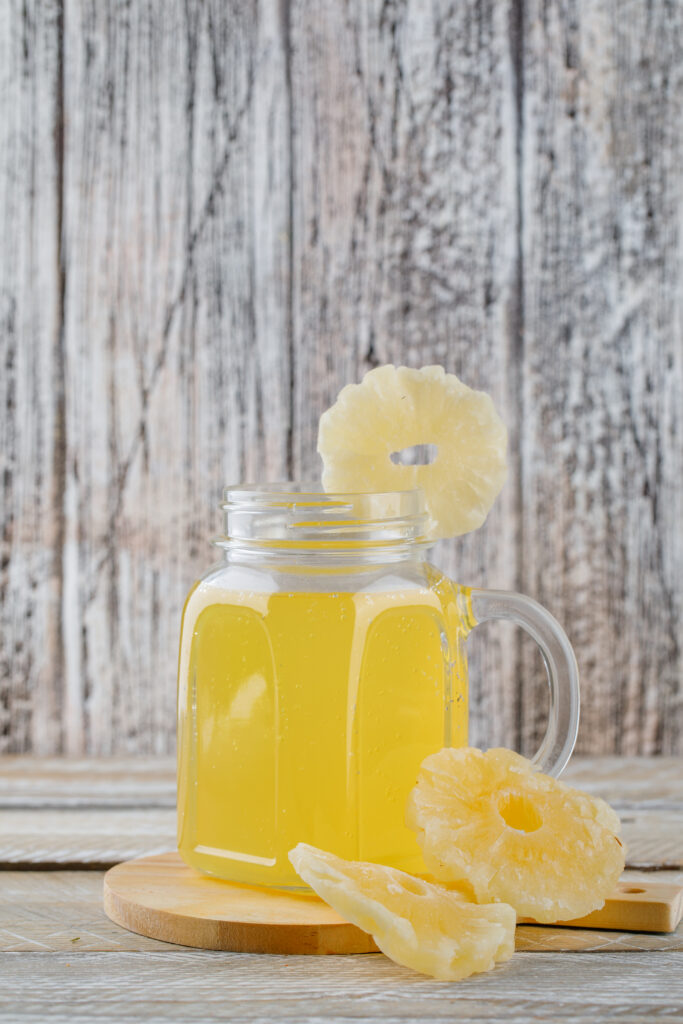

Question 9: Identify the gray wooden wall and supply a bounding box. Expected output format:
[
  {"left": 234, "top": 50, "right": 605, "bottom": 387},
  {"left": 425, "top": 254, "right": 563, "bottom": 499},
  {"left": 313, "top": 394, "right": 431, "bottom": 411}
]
[{"left": 1, "top": 0, "right": 681, "bottom": 757}]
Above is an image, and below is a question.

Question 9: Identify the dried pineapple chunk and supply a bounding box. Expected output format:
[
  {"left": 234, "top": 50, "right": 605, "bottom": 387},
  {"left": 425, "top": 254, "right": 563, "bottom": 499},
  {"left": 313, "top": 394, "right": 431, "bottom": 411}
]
[
  {"left": 406, "top": 747, "right": 625, "bottom": 923},
  {"left": 317, "top": 365, "right": 507, "bottom": 540},
  {"left": 289, "top": 842, "right": 515, "bottom": 981}
]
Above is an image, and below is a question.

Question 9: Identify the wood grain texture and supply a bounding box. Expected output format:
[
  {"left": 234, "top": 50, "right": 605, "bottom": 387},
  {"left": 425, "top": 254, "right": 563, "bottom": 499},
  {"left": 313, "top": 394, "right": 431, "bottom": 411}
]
[
  {"left": 0, "top": 808, "right": 175, "bottom": 866},
  {"left": 1, "top": 754, "right": 678, "bottom": 806},
  {"left": 0, "top": 870, "right": 176, "bottom": 952},
  {"left": 0, "top": 1, "right": 681, "bottom": 755},
  {"left": 103, "top": 853, "right": 380, "bottom": 955},
  {"left": 101, "top": 853, "right": 683, "bottom": 956},
  {"left": 518, "top": 0, "right": 683, "bottom": 756},
  {"left": 3, "top": 868, "right": 683, "bottom": 956},
  {"left": 1, "top": 757, "right": 681, "bottom": 871},
  {"left": 1, "top": 950, "right": 682, "bottom": 1024},
  {"left": 0, "top": 756, "right": 176, "bottom": 807},
  {"left": 0, "top": 0, "right": 64, "bottom": 754},
  {"left": 5, "top": 804, "right": 681, "bottom": 872},
  {"left": 287, "top": 0, "right": 521, "bottom": 753},
  {"left": 56, "top": 0, "right": 291, "bottom": 755},
  {"left": 1, "top": 758, "right": 682, "bottom": 1022}
]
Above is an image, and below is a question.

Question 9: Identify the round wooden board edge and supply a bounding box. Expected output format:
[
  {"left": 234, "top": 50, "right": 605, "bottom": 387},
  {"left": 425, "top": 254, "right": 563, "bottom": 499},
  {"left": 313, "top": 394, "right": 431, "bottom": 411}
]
[{"left": 103, "top": 852, "right": 380, "bottom": 956}]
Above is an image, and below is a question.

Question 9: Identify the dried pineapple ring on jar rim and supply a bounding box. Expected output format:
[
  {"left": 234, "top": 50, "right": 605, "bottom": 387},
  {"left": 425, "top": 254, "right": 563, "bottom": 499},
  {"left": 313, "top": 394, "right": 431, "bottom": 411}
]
[
  {"left": 406, "top": 747, "right": 625, "bottom": 924},
  {"left": 289, "top": 842, "right": 515, "bottom": 981},
  {"left": 317, "top": 365, "right": 507, "bottom": 541}
]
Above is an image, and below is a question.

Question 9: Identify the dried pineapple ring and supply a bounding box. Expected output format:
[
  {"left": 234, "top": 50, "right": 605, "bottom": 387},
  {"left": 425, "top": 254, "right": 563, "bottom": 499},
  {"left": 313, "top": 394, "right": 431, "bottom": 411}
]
[
  {"left": 317, "top": 365, "right": 507, "bottom": 540},
  {"left": 406, "top": 747, "right": 625, "bottom": 923},
  {"left": 289, "top": 842, "right": 515, "bottom": 982}
]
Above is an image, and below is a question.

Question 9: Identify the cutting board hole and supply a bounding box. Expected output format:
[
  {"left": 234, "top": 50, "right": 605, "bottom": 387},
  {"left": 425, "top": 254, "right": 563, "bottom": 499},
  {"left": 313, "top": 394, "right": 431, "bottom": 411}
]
[{"left": 620, "top": 886, "right": 645, "bottom": 894}]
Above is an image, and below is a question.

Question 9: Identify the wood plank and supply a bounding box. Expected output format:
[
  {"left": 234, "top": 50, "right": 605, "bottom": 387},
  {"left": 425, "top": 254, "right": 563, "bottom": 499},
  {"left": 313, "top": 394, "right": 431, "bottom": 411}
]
[
  {"left": 518, "top": 0, "right": 683, "bottom": 757},
  {"left": 0, "top": 757, "right": 680, "bottom": 869},
  {"left": 0, "top": 949, "right": 682, "bottom": 1022},
  {"left": 0, "top": 805, "right": 679, "bottom": 872},
  {"left": 0, "top": 871, "right": 172, "bottom": 953},
  {"left": 0, "top": 757, "right": 176, "bottom": 807},
  {"left": 562, "top": 757, "right": 683, "bottom": 806},
  {"left": 0, "top": 808, "right": 175, "bottom": 867},
  {"left": 615, "top": 810, "right": 683, "bottom": 871},
  {"left": 1, "top": 755, "right": 678, "bottom": 807},
  {"left": 51, "top": 0, "right": 291, "bottom": 755},
  {"left": 287, "top": 0, "right": 522, "bottom": 753},
  {"left": 0, "top": 1, "right": 64, "bottom": 754},
  {"left": 2, "top": 869, "right": 683, "bottom": 956}
]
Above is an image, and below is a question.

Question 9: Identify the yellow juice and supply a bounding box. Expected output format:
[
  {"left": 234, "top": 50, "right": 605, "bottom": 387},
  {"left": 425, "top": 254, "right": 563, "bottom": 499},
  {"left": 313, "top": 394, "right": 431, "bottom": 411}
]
[{"left": 177, "top": 572, "right": 471, "bottom": 887}]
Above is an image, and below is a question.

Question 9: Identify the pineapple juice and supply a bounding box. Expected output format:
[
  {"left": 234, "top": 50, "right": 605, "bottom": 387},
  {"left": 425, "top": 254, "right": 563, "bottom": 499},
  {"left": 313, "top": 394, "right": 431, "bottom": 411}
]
[{"left": 177, "top": 573, "right": 471, "bottom": 888}]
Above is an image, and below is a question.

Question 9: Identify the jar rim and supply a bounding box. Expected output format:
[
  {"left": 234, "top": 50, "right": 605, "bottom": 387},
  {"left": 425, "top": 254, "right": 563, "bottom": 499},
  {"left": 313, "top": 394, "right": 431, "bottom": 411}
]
[
  {"left": 218, "top": 482, "right": 429, "bottom": 552},
  {"left": 223, "top": 481, "right": 424, "bottom": 502}
]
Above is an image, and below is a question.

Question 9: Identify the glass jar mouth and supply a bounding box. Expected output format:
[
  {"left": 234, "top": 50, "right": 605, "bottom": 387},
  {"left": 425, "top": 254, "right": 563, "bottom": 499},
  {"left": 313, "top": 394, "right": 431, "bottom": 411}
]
[{"left": 217, "top": 482, "right": 429, "bottom": 550}]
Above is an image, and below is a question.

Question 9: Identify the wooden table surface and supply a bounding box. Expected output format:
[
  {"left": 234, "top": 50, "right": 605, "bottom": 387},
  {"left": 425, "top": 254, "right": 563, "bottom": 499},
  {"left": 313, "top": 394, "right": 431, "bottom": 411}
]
[{"left": 1, "top": 756, "right": 682, "bottom": 1023}]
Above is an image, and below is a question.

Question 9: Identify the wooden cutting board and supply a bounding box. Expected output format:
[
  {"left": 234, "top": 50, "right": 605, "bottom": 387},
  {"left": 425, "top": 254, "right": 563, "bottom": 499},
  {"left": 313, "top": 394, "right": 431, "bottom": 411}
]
[
  {"left": 103, "top": 851, "right": 683, "bottom": 954},
  {"left": 104, "top": 852, "right": 379, "bottom": 954}
]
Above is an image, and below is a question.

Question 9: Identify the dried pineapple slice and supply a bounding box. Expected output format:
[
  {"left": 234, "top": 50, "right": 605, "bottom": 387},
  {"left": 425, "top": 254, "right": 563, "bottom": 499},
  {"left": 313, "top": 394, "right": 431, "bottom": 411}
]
[
  {"left": 317, "top": 365, "right": 507, "bottom": 540},
  {"left": 406, "top": 747, "right": 625, "bottom": 923},
  {"left": 288, "top": 842, "right": 515, "bottom": 981}
]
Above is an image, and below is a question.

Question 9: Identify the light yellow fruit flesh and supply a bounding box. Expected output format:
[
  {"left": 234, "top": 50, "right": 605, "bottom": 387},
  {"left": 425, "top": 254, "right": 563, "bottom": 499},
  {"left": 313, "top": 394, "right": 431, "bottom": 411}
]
[
  {"left": 317, "top": 365, "right": 507, "bottom": 540},
  {"left": 406, "top": 747, "right": 625, "bottom": 923},
  {"left": 288, "top": 842, "right": 515, "bottom": 982}
]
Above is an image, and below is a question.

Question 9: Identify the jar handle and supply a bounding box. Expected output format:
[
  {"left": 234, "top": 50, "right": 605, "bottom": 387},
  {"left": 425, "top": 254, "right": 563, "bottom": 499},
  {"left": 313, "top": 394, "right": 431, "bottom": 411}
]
[{"left": 468, "top": 589, "right": 580, "bottom": 777}]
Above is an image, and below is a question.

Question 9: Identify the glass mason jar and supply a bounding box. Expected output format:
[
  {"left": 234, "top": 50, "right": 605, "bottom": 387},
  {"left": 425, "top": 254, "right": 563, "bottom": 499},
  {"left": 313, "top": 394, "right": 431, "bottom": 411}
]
[{"left": 177, "top": 485, "right": 579, "bottom": 888}]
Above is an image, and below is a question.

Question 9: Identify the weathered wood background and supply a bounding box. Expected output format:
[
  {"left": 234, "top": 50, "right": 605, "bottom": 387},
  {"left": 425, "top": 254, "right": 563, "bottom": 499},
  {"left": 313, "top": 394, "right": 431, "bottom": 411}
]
[{"left": 0, "top": 0, "right": 681, "bottom": 756}]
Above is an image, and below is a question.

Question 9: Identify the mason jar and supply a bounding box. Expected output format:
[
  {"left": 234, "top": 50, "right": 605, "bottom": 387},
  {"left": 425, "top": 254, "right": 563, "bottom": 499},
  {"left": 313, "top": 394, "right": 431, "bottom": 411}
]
[{"left": 177, "top": 485, "right": 579, "bottom": 888}]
